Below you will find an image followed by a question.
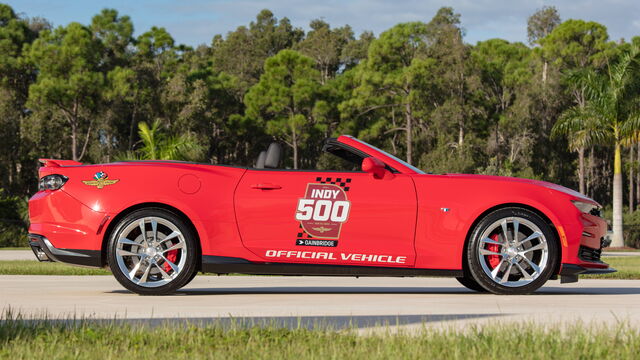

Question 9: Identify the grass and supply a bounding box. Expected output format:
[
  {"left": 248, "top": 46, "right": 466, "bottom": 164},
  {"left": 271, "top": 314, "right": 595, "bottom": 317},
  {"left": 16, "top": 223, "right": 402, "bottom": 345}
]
[
  {"left": 582, "top": 256, "right": 640, "bottom": 279},
  {"left": 0, "top": 312, "right": 638, "bottom": 360},
  {"left": 0, "top": 256, "right": 639, "bottom": 279},
  {"left": 0, "top": 260, "right": 110, "bottom": 275},
  {"left": 0, "top": 247, "right": 29, "bottom": 250},
  {"left": 604, "top": 247, "right": 640, "bottom": 252}
]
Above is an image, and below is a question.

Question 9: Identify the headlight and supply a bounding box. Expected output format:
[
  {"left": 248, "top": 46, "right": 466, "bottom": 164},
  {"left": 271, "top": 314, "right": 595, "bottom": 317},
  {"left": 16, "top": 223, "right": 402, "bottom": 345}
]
[
  {"left": 571, "top": 200, "right": 601, "bottom": 216},
  {"left": 38, "top": 174, "right": 68, "bottom": 191}
]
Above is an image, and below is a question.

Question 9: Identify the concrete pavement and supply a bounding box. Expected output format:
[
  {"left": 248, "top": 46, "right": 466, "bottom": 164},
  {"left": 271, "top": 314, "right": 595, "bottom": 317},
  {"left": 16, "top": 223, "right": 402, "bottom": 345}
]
[
  {"left": 602, "top": 251, "right": 640, "bottom": 257},
  {"left": 1, "top": 275, "right": 639, "bottom": 331},
  {"left": 0, "top": 250, "right": 34, "bottom": 261}
]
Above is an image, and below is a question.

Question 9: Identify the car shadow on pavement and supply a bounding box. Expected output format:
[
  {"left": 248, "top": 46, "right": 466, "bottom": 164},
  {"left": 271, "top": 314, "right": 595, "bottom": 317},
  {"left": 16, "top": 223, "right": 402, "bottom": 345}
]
[
  {"left": 181, "top": 286, "right": 640, "bottom": 296},
  {"left": 3, "top": 314, "right": 507, "bottom": 330},
  {"left": 137, "top": 313, "right": 506, "bottom": 329},
  {"left": 536, "top": 286, "right": 640, "bottom": 295},
  {"left": 108, "top": 285, "right": 640, "bottom": 296},
  {"left": 111, "top": 286, "right": 477, "bottom": 295}
]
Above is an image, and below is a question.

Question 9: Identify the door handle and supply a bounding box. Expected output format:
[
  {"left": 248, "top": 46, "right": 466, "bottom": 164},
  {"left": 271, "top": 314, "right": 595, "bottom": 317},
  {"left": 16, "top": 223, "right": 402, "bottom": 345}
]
[{"left": 251, "top": 183, "right": 282, "bottom": 190}]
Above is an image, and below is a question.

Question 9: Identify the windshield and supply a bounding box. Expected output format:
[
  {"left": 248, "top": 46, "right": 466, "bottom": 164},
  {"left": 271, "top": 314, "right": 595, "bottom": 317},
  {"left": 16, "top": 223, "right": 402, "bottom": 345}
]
[{"left": 351, "top": 138, "right": 426, "bottom": 174}]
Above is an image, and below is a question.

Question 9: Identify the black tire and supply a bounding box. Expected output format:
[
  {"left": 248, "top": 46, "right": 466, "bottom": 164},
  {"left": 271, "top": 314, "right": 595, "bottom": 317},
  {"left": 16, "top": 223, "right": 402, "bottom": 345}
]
[
  {"left": 183, "top": 269, "right": 199, "bottom": 288},
  {"left": 455, "top": 276, "right": 488, "bottom": 292},
  {"left": 107, "top": 208, "right": 198, "bottom": 295},
  {"left": 466, "top": 207, "right": 559, "bottom": 295}
]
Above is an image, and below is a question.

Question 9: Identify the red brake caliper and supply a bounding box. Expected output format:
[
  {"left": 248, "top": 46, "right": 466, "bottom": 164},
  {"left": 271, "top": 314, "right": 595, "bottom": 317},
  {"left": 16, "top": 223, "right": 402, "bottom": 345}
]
[
  {"left": 163, "top": 246, "right": 178, "bottom": 273},
  {"left": 487, "top": 233, "right": 501, "bottom": 268}
]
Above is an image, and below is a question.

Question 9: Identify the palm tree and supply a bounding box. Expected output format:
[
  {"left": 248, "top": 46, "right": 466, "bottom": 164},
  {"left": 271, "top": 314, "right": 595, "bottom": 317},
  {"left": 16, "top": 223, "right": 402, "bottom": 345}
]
[
  {"left": 552, "top": 95, "right": 597, "bottom": 195},
  {"left": 552, "top": 68, "right": 612, "bottom": 195},
  {"left": 118, "top": 120, "right": 204, "bottom": 161},
  {"left": 554, "top": 46, "right": 640, "bottom": 247}
]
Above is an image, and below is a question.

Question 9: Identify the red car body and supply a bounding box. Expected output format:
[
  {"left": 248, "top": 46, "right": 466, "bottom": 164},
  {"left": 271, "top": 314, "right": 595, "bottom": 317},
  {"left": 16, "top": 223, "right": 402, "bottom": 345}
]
[{"left": 28, "top": 135, "right": 612, "bottom": 290}]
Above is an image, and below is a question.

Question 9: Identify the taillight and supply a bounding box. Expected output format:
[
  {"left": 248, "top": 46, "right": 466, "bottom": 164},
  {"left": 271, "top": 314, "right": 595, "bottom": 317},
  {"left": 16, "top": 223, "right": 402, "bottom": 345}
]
[{"left": 38, "top": 174, "right": 68, "bottom": 191}]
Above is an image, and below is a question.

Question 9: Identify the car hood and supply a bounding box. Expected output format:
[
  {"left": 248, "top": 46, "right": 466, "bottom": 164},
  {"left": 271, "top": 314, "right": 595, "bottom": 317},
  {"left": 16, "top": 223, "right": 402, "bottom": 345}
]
[{"left": 436, "top": 173, "right": 598, "bottom": 205}]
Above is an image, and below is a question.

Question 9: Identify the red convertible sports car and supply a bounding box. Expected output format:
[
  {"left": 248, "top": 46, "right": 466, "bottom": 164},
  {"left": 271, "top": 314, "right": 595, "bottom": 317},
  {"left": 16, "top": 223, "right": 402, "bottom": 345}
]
[{"left": 28, "top": 135, "right": 614, "bottom": 295}]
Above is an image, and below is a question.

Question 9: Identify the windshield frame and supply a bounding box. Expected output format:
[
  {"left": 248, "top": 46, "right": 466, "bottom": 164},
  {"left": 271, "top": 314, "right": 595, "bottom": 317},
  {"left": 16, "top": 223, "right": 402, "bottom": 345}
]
[{"left": 339, "top": 136, "right": 426, "bottom": 175}]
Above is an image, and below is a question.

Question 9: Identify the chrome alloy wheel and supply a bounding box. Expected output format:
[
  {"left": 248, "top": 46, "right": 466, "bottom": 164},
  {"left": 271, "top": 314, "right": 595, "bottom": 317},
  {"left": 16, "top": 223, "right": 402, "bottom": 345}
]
[
  {"left": 477, "top": 217, "right": 549, "bottom": 288},
  {"left": 115, "top": 216, "right": 187, "bottom": 288}
]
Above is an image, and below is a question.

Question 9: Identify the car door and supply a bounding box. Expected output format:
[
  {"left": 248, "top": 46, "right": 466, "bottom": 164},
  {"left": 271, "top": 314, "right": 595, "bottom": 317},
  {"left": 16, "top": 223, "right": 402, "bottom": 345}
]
[{"left": 234, "top": 169, "right": 417, "bottom": 267}]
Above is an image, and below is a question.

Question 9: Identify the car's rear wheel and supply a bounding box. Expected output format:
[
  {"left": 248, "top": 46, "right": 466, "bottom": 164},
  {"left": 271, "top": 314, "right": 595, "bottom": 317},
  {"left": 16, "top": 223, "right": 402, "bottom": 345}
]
[
  {"left": 107, "top": 208, "right": 198, "bottom": 295},
  {"left": 466, "top": 207, "right": 559, "bottom": 295}
]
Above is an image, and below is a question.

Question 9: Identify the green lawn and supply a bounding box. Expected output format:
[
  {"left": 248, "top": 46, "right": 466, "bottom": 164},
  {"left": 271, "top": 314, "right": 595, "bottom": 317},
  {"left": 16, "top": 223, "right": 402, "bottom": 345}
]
[
  {"left": 0, "top": 315, "right": 638, "bottom": 359},
  {"left": 0, "top": 256, "right": 639, "bottom": 279},
  {"left": 0, "top": 260, "right": 111, "bottom": 275},
  {"left": 582, "top": 256, "right": 640, "bottom": 279}
]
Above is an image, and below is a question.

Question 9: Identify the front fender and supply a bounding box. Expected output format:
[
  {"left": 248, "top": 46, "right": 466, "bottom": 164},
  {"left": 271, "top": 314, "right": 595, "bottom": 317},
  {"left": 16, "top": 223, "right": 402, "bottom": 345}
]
[{"left": 412, "top": 175, "right": 586, "bottom": 270}]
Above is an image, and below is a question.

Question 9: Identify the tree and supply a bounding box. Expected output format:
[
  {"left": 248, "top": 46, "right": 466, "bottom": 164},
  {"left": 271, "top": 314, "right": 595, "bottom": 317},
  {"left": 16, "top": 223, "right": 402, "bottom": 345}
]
[
  {"left": 551, "top": 70, "right": 601, "bottom": 194},
  {"left": 527, "top": 6, "right": 560, "bottom": 84},
  {"left": 542, "top": 20, "right": 613, "bottom": 194},
  {"left": 553, "top": 46, "right": 640, "bottom": 247},
  {"left": 128, "top": 25, "right": 181, "bottom": 141},
  {"left": 25, "top": 22, "right": 104, "bottom": 162},
  {"left": 540, "top": 20, "right": 611, "bottom": 70},
  {"left": 136, "top": 26, "right": 177, "bottom": 82},
  {"left": 344, "top": 21, "right": 436, "bottom": 165},
  {"left": 165, "top": 47, "right": 246, "bottom": 164},
  {"left": 425, "top": 7, "right": 481, "bottom": 148},
  {"left": 340, "top": 31, "right": 374, "bottom": 70},
  {"left": 90, "top": 8, "right": 133, "bottom": 69},
  {"left": 295, "top": 19, "right": 354, "bottom": 83},
  {"left": 244, "top": 50, "right": 324, "bottom": 169},
  {"left": 104, "top": 66, "right": 144, "bottom": 150},
  {"left": 211, "top": 9, "right": 303, "bottom": 97},
  {"left": 527, "top": 6, "right": 560, "bottom": 44},
  {"left": 0, "top": 4, "right": 38, "bottom": 194},
  {"left": 472, "top": 39, "right": 531, "bottom": 172}
]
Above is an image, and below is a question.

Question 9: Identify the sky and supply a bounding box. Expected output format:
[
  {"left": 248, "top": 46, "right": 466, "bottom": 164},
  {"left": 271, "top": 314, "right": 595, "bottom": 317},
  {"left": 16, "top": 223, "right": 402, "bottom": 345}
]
[{"left": 6, "top": 0, "right": 640, "bottom": 46}]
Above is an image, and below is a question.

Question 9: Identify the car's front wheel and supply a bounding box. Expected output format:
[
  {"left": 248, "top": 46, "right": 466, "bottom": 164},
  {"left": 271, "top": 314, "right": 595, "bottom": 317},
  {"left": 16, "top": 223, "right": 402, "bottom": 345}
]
[
  {"left": 466, "top": 207, "right": 559, "bottom": 295},
  {"left": 107, "top": 208, "right": 198, "bottom": 295}
]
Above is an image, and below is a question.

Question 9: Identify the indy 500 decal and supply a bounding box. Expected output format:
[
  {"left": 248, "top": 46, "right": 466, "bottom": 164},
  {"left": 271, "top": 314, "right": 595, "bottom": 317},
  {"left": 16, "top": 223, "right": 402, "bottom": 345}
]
[{"left": 295, "top": 180, "right": 351, "bottom": 240}]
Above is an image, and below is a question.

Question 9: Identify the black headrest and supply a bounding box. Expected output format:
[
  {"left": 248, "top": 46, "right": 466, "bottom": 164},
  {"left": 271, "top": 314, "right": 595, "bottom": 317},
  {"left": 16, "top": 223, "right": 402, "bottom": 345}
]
[
  {"left": 264, "top": 142, "right": 282, "bottom": 168},
  {"left": 255, "top": 151, "right": 267, "bottom": 169}
]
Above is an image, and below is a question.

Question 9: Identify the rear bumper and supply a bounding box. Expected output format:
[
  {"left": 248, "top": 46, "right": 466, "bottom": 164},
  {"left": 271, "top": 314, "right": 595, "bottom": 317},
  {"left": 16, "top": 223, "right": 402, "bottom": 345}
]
[
  {"left": 28, "top": 190, "right": 108, "bottom": 250},
  {"left": 28, "top": 234, "right": 102, "bottom": 268}
]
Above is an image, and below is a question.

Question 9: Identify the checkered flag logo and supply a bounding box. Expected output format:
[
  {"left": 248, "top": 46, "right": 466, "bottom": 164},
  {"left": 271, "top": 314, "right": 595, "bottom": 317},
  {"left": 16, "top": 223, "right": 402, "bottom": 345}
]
[
  {"left": 297, "top": 223, "right": 314, "bottom": 239},
  {"left": 315, "top": 177, "right": 351, "bottom": 192}
]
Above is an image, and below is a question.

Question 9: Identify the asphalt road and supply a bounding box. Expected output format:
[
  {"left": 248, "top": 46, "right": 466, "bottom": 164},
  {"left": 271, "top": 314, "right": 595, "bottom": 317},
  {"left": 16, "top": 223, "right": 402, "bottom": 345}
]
[{"left": 1, "top": 275, "right": 639, "bottom": 332}]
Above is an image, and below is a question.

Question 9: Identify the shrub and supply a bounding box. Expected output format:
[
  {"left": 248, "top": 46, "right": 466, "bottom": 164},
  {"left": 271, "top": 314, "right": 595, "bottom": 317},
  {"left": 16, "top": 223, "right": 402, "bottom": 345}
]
[{"left": 0, "top": 190, "right": 28, "bottom": 247}]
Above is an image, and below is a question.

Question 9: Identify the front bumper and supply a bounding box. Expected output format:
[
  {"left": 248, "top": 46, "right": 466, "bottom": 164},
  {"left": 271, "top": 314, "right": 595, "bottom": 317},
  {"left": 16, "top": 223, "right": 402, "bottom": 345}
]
[
  {"left": 560, "top": 263, "right": 617, "bottom": 276},
  {"left": 28, "top": 234, "right": 102, "bottom": 268},
  {"left": 557, "top": 230, "right": 615, "bottom": 283},
  {"left": 557, "top": 263, "right": 616, "bottom": 283}
]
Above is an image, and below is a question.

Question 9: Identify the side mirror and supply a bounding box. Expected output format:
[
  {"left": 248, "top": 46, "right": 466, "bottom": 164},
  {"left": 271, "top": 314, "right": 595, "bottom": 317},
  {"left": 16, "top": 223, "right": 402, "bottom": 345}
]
[{"left": 362, "top": 157, "right": 388, "bottom": 179}]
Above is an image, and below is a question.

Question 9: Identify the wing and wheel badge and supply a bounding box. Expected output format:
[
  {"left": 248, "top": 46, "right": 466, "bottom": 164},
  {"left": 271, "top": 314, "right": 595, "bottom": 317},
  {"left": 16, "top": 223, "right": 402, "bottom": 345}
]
[{"left": 82, "top": 171, "right": 119, "bottom": 189}]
